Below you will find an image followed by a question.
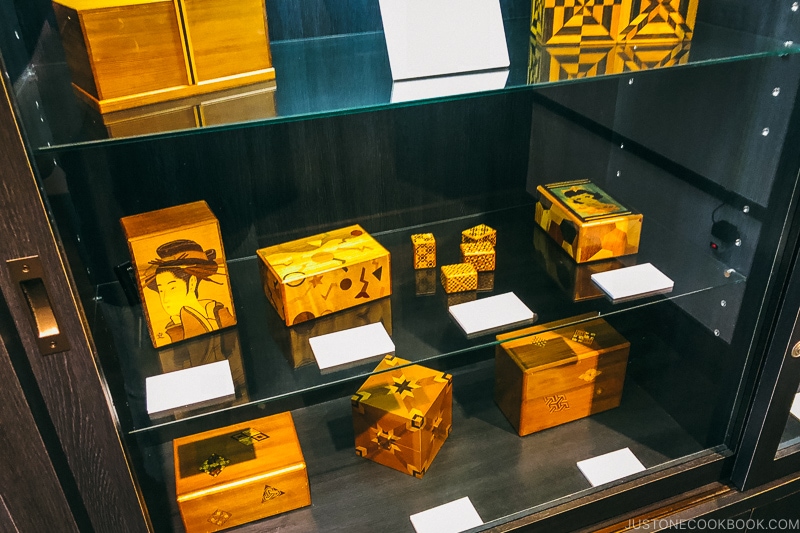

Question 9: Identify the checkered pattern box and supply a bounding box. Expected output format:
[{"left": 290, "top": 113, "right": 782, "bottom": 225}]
[
  {"left": 531, "top": 0, "right": 698, "bottom": 46},
  {"left": 461, "top": 224, "right": 497, "bottom": 246},
  {"left": 460, "top": 241, "right": 496, "bottom": 272},
  {"left": 494, "top": 316, "right": 629, "bottom": 436},
  {"left": 534, "top": 179, "right": 642, "bottom": 263},
  {"left": 440, "top": 263, "right": 478, "bottom": 294},
  {"left": 173, "top": 412, "right": 310, "bottom": 532},
  {"left": 352, "top": 355, "right": 453, "bottom": 478},
  {"left": 411, "top": 233, "right": 437, "bottom": 269}
]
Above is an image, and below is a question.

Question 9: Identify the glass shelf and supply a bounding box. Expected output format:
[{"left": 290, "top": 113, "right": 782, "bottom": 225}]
[
  {"left": 17, "top": 17, "right": 800, "bottom": 153},
  {"left": 94, "top": 199, "right": 745, "bottom": 438}
]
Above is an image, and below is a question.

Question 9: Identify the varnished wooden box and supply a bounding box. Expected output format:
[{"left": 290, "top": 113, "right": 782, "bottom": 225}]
[
  {"left": 495, "top": 315, "right": 629, "bottom": 436},
  {"left": 534, "top": 179, "right": 642, "bottom": 263},
  {"left": 257, "top": 225, "right": 391, "bottom": 326},
  {"left": 352, "top": 355, "right": 452, "bottom": 478},
  {"left": 174, "top": 412, "right": 310, "bottom": 532},
  {"left": 53, "top": 0, "right": 275, "bottom": 113},
  {"left": 531, "top": 0, "right": 698, "bottom": 46},
  {"left": 120, "top": 200, "right": 236, "bottom": 348}
]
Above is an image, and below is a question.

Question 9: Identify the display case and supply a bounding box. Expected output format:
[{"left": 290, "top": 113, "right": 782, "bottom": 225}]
[{"left": 2, "top": 1, "right": 800, "bottom": 531}]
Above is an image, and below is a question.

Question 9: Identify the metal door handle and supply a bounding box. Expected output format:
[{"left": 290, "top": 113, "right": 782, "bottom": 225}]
[{"left": 7, "top": 256, "right": 69, "bottom": 355}]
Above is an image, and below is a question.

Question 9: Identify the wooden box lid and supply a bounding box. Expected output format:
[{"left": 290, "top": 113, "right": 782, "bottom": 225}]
[
  {"left": 120, "top": 200, "right": 217, "bottom": 241},
  {"left": 174, "top": 412, "right": 305, "bottom": 499},
  {"left": 353, "top": 356, "right": 451, "bottom": 421},
  {"left": 54, "top": 0, "right": 170, "bottom": 11},
  {"left": 256, "top": 225, "right": 389, "bottom": 280},
  {"left": 537, "top": 179, "right": 639, "bottom": 225}
]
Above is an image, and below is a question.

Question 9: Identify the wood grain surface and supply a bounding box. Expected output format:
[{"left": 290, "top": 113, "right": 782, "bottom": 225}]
[{"left": 0, "top": 63, "right": 149, "bottom": 531}]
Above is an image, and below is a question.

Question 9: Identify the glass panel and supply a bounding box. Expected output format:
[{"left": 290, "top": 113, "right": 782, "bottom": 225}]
[
  {"left": 778, "top": 384, "right": 800, "bottom": 453},
  {"left": 4, "top": 0, "right": 800, "bottom": 531}
]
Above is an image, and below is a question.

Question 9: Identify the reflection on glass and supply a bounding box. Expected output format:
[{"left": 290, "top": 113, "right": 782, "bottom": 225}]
[{"left": 777, "top": 387, "right": 800, "bottom": 453}]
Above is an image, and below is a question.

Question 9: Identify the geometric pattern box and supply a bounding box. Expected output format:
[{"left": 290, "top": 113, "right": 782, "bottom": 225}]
[
  {"left": 495, "top": 315, "right": 629, "bottom": 436},
  {"left": 532, "top": 0, "right": 699, "bottom": 46},
  {"left": 173, "top": 412, "right": 310, "bottom": 532},
  {"left": 257, "top": 224, "right": 391, "bottom": 326},
  {"left": 352, "top": 355, "right": 452, "bottom": 478},
  {"left": 534, "top": 180, "right": 642, "bottom": 263}
]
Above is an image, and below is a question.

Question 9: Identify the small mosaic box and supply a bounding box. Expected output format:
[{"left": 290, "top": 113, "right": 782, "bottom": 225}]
[
  {"left": 440, "top": 263, "right": 478, "bottom": 294},
  {"left": 174, "top": 412, "right": 310, "bottom": 532},
  {"left": 352, "top": 355, "right": 452, "bottom": 478},
  {"left": 460, "top": 241, "right": 496, "bottom": 272},
  {"left": 411, "top": 233, "right": 437, "bottom": 269},
  {"left": 534, "top": 179, "right": 642, "bottom": 263},
  {"left": 494, "top": 315, "right": 629, "bottom": 436},
  {"left": 461, "top": 224, "right": 497, "bottom": 246}
]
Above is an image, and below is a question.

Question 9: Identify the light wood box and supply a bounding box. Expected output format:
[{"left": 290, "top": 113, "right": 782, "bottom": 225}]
[
  {"left": 534, "top": 179, "right": 642, "bottom": 263},
  {"left": 352, "top": 355, "right": 452, "bottom": 478},
  {"left": 440, "top": 263, "right": 477, "bottom": 294},
  {"left": 174, "top": 412, "right": 310, "bottom": 532},
  {"left": 495, "top": 315, "right": 629, "bottom": 436},
  {"left": 257, "top": 225, "right": 391, "bottom": 327},
  {"left": 120, "top": 200, "right": 236, "bottom": 348},
  {"left": 411, "top": 233, "right": 436, "bottom": 270},
  {"left": 53, "top": 0, "right": 275, "bottom": 113}
]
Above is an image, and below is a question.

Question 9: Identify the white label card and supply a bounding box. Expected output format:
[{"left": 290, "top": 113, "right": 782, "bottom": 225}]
[
  {"left": 448, "top": 292, "right": 536, "bottom": 337},
  {"left": 790, "top": 393, "right": 800, "bottom": 421},
  {"left": 309, "top": 322, "right": 395, "bottom": 370},
  {"left": 391, "top": 70, "right": 510, "bottom": 103},
  {"left": 576, "top": 447, "right": 647, "bottom": 487},
  {"left": 379, "top": 0, "right": 509, "bottom": 80},
  {"left": 410, "top": 497, "right": 484, "bottom": 533},
  {"left": 146, "top": 360, "right": 234, "bottom": 415},
  {"left": 590, "top": 263, "right": 674, "bottom": 303}
]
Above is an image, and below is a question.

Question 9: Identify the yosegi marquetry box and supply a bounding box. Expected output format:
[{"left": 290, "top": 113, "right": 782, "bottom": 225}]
[
  {"left": 53, "top": 0, "right": 275, "bottom": 113},
  {"left": 352, "top": 355, "right": 452, "bottom": 478},
  {"left": 120, "top": 201, "right": 236, "bottom": 348},
  {"left": 531, "top": 0, "right": 698, "bottom": 46},
  {"left": 257, "top": 225, "right": 391, "bottom": 326},
  {"left": 532, "top": 226, "right": 632, "bottom": 301},
  {"left": 411, "top": 233, "right": 436, "bottom": 269},
  {"left": 461, "top": 223, "right": 497, "bottom": 246},
  {"left": 274, "top": 298, "right": 392, "bottom": 369},
  {"left": 174, "top": 412, "right": 310, "bottom": 532},
  {"left": 460, "top": 241, "right": 496, "bottom": 272},
  {"left": 440, "top": 263, "right": 478, "bottom": 293},
  {"left": 534, "top": 180, "right": 642, "bottom": 263},
  {"left": 495, "top": 315, "right": 629, "bottom": 436}
]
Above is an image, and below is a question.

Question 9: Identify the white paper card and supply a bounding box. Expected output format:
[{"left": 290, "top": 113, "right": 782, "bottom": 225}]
[
  {"left": 309, "top": 322, "right": 395, "bottom": 370},
  {"left": 576, "top": 448, "right": 646, "bottom": 487},
  {"left": 448, "top": 292, "right": 535, "bottom": 336},
  {"left": 379, "top": 0, "right": 509, "bottom": 80},
  {"left": 591, "top": 263, "right": 674, "bottom": 303},
  {"left": 391, "top": 70, "right": 509, "bottom": 103},
  {"left": 790, "top": 393, "right": 800, "bottom": 420},
  {"left": 410, "top": 497, "right": 484, "bottom": 533},
  {"left": 146, "top": 360, "right": 234, "bottom": 415}
]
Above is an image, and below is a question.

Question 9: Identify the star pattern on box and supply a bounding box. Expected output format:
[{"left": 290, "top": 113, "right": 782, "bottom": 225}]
[
  {"left": 533, "top": 0, "right": 625, "bottom": 45},
  {"left": 372, "top": 425, "right": 402, "bottom": 453},
  {"left": 199, "top": 453, "right": 230, "bottom": 477},
  {"left": 545, "top": 394, "right": 570, "bottom": 413},
  {"left": 619, "top": 0, "right": 695, "bottom": 43},
  {"left": 208, "top": 510, "right": 232, "bottom": 526},
  {"left": 390, "top": 375, "right": 421, "bottom": 399}
]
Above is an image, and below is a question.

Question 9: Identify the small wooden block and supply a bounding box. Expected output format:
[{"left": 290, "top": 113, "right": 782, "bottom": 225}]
[
  {"left": 411, "top": 233, "right": 437, "bottom": 269},
  {"left": 120, "top": 201, "right": 236, "bottom": 348},
  {"left": 494, "top": 317, "right": 629, "bottom": 436},
  {"left": 352, "top": 355, "right": 452, "bottom": 478},
  {"left": 440, "top": 263, "right": 478, "bottom": 294},
  {"left": 257, "top": 225, "right": 391, "bottom": 326},
  {"left": 460, "top": 241, "right": 496, "bottom": 272},
  {"left": 461, "top": 224, "right": 496, "bottom": 246},
  {"left": 174, "top": 412, "right": 310, "bottom": 532}
]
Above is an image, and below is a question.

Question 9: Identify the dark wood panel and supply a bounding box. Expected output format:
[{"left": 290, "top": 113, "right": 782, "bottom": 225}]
[
  {"left": 0, "top": 315, "right": 78, "bottom": 533},
  {"left": 0, "top": 63, "right": 148, "bottom": 531}
]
